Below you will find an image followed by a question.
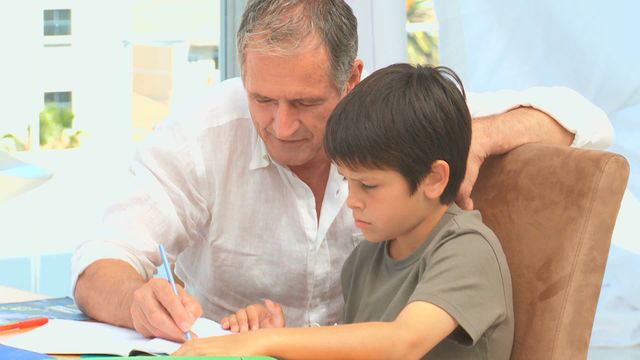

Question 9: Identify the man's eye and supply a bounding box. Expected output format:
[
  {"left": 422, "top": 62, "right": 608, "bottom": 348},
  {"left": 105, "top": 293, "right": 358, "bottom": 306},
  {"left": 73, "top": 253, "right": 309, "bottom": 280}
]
[
  {"left": 297, "top": 100, "right": 318, "bottom": 107},
  {"left": 256, "top": 98, "right": 273, "bottom": 104},
  {"left": 361, "top": 183, "right": 377, "bottom": 190}
]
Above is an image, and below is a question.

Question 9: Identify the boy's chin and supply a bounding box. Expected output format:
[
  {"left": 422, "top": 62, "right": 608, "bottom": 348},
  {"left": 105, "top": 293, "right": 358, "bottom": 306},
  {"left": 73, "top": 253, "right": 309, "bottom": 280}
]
[{"left": 362, "top": 231, "right": 387, "bottom": 244}]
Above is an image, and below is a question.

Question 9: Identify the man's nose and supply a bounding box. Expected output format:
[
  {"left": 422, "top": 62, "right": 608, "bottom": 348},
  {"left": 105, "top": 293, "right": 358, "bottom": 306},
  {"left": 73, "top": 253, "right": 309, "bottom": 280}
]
[{"left": 273, "top": 103, "right": 299, "bottom": 139}]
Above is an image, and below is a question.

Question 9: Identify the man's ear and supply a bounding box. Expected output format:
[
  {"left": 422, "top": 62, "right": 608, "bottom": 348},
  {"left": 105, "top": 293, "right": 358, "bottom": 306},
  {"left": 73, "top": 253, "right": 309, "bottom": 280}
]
[
  {"left": 421, "top": 160, "right": 450, "bottom": 200},
  {"left": 345, "top": 59, "right": 364, "bottom": 94}
]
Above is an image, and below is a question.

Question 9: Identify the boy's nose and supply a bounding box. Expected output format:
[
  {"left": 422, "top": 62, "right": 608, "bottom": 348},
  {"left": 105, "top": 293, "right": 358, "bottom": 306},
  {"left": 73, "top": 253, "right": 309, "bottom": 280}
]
[{"left": 346, "top": 192, "right": 363, "bottom": 210}]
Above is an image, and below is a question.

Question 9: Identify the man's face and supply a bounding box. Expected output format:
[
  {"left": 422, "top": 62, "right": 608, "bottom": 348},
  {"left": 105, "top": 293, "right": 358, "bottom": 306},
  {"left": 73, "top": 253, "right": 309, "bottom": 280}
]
[{"left": 243, "top": 45, "right": 349, "bottom": 168}]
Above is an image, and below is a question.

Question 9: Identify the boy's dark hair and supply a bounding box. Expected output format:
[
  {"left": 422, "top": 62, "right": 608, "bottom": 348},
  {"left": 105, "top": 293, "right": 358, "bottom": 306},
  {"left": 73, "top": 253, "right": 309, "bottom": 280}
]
[{"left": 324, "top": 63, "right": 471, "bottom": 204}]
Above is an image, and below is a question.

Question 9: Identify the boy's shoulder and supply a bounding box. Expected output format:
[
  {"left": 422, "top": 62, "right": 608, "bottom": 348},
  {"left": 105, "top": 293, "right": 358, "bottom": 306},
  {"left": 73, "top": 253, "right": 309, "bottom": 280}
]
[
  {"left": 344, "top": 204, "right": 506, "bottom": 273},
  {"left": 428, "top": 205, "right": 510, "bottom": 286},
  {"left": 348, "top": 204, "right": 501, "bottom": 257},
  {"left": 412, "top": 204, "right": 508, "bottom": 274},
  {"left": 437, "top": 204, "right": 500, "bottom": 249}
]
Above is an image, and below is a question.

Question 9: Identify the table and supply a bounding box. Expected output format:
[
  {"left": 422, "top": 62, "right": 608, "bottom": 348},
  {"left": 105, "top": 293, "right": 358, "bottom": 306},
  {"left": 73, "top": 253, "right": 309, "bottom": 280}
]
[
  {"left": 0, "top": 286, "right": 276, "bottom": 359},
  {"left": 1, "top": 285, "right": 638, "bottom": 359}
]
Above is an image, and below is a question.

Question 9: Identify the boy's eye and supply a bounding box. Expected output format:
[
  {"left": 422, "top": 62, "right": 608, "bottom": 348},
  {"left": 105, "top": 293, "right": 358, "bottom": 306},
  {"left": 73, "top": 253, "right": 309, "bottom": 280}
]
[{"left": 341, "top": 175, "right": 376, "bottom": 189}]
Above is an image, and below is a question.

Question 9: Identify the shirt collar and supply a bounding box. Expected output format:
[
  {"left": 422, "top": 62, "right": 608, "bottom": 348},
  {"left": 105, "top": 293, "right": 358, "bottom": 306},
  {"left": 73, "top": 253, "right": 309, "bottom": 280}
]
[{"left": 249, "top": 136, "right": 272, "bottom": 170}]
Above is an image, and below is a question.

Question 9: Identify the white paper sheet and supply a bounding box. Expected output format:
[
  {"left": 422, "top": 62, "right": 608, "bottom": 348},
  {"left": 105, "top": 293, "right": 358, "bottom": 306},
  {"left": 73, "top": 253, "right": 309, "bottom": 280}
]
[{"left": 0, "top": 317, "right": 230, "bottom": 356}]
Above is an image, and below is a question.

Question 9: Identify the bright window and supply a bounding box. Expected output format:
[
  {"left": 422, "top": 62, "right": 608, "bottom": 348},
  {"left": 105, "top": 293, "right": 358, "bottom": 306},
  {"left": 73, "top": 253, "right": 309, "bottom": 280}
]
[
  {"left": 43, "top": 9, "right": 71, "bottom": 36},
  {"left": 44, "top": 91, "right": 72, "bottom": 110},
  {"left": 1, "top": 1, "right": 222, "bottom": 153},
  {"left": 130, "top": 0, "right": 222, "bottom": 141},
  {"left": 0, "top": 2, "right": 225, "bottom": 294}
]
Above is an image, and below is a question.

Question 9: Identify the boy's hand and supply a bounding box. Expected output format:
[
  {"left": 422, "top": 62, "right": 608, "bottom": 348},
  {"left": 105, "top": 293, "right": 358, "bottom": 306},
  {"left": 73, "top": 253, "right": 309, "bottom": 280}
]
[{"left": 221, "top": 299, "right": 285, "bottom": 333}]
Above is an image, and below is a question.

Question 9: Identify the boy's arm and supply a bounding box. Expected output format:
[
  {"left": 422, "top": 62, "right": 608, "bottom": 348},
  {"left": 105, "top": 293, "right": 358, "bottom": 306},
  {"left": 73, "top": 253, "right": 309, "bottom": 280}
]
[{"left": 175, "top": 301, "right": 457, "bottom": 359}]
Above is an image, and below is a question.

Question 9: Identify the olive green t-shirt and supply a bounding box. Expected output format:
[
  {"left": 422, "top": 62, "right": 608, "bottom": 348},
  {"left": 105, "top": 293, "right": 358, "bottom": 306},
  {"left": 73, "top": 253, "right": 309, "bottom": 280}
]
[{"left": 341, "top": 204, "right": 514, "bottom": 360}]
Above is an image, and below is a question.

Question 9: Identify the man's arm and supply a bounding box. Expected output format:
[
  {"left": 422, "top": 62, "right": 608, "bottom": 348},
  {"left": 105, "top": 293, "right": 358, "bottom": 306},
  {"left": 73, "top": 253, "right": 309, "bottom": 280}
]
[
  {"left": 474, "top": 106, "right": 574, "bottom": 156},
  {"left": 71, "top": 111, "right": 210, "bottom": 340},
  {"left": 75, "top": 259, "right": 203, "bottom": 342},
  {"left": 175, "top": 301, "right": 457, "bottom": 359},
  {"left": 466, "top": 86, "right": 614, "bottom": 150},
  {"left": 457, "top": 106, "right": 573, "bottom": 209},
  {"left": 458, "top": 86, "right": 614, "bottom": 209},
  {"left": 74, "top": 259, "right": 145, "bottom": 329}
]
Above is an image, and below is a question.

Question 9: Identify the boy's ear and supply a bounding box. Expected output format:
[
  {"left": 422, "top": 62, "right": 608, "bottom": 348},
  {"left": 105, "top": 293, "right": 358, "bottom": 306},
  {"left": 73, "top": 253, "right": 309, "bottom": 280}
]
[{"left": 420, "top": 160, "right": 450, "bottom": 200}]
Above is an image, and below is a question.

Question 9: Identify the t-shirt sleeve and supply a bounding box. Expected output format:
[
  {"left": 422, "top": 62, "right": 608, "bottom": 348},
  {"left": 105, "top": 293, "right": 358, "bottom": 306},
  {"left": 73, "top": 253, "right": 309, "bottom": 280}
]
[{"left": 409, "top": 231, "right": 509, "bottom": 346}]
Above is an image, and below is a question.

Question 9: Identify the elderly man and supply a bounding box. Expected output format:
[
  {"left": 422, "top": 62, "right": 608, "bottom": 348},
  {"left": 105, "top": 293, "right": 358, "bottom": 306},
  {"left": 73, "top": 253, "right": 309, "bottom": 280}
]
[{"left": 72, "top": 0, "right": 612, "bottom": 342}]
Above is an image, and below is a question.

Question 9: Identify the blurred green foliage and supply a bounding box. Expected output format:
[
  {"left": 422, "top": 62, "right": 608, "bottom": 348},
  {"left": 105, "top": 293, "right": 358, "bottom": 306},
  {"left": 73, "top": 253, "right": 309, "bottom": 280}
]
[
  {"left": 407, "top": 0, "right": 439, "bottom": 65},
  {"left": 39, "top": 105, "right": 83, "bottom": 149},
  {"left": 1, "top": 106, "right": 84, "bottom": 152},
  {"left": 1, "top": 132, "right": 29, "bottom": 151}
]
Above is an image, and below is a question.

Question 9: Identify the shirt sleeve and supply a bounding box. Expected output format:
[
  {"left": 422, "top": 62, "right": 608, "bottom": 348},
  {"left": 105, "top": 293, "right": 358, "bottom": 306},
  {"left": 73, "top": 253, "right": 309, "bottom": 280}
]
[
  {"left": 70, "top": 120, "right": 211, "bottom": 294},
  {"left": 467, "top": 86, "right": 614, "bottom": 150},
  {"left": 409, "top": 232, "right": 509, "bottom": 346}
]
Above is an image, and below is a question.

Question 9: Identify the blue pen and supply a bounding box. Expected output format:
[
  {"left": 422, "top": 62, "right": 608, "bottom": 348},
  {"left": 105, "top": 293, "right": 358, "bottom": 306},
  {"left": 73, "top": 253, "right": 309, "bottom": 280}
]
[{"left": 159, "top": 244, "right": 192, "bottom": 341}]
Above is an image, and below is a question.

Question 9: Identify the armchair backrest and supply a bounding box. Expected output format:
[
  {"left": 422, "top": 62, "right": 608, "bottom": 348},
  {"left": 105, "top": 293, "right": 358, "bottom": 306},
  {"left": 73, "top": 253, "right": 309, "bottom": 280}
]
[{"left": 471, "top": 144, "right": 629, "bottom": 360}]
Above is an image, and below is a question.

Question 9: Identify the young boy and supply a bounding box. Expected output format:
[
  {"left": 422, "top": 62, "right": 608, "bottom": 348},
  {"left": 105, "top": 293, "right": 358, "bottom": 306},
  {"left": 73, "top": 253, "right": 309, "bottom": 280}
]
[{"left": 175, "top": 64, "right": 514, "bottom": 359}]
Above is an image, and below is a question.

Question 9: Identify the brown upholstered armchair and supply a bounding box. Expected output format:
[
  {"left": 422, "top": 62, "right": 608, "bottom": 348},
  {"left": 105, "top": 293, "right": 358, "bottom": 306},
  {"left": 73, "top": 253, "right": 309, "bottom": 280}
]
[{"left": 472, "top": 144, "right": 629, "bottom": 360}]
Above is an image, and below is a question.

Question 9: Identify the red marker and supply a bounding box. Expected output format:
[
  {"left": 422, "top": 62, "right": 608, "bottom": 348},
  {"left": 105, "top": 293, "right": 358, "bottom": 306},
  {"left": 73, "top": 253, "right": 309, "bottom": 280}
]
[{"left": 0, "top": 317, "right": 49, "bottom": 332}]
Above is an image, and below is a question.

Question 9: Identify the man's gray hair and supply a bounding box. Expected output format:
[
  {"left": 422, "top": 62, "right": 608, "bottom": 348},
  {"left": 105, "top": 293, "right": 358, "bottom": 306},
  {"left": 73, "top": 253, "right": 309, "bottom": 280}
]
[{"left": 237, "top": 0, "right": 358, "bottom": 92}]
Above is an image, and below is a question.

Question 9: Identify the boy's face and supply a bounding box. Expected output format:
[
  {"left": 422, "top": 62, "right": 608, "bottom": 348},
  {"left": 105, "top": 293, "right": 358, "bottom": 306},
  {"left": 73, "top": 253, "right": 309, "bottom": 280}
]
[{"left": 338, "top": 165, "right": 439, "bottom": 245}]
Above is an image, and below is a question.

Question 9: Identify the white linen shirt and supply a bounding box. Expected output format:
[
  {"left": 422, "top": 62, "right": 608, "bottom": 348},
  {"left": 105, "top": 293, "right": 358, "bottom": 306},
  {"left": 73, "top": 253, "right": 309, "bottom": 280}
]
[{"left": 71, "top": 77, "right": 613, "bottom": 327}]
